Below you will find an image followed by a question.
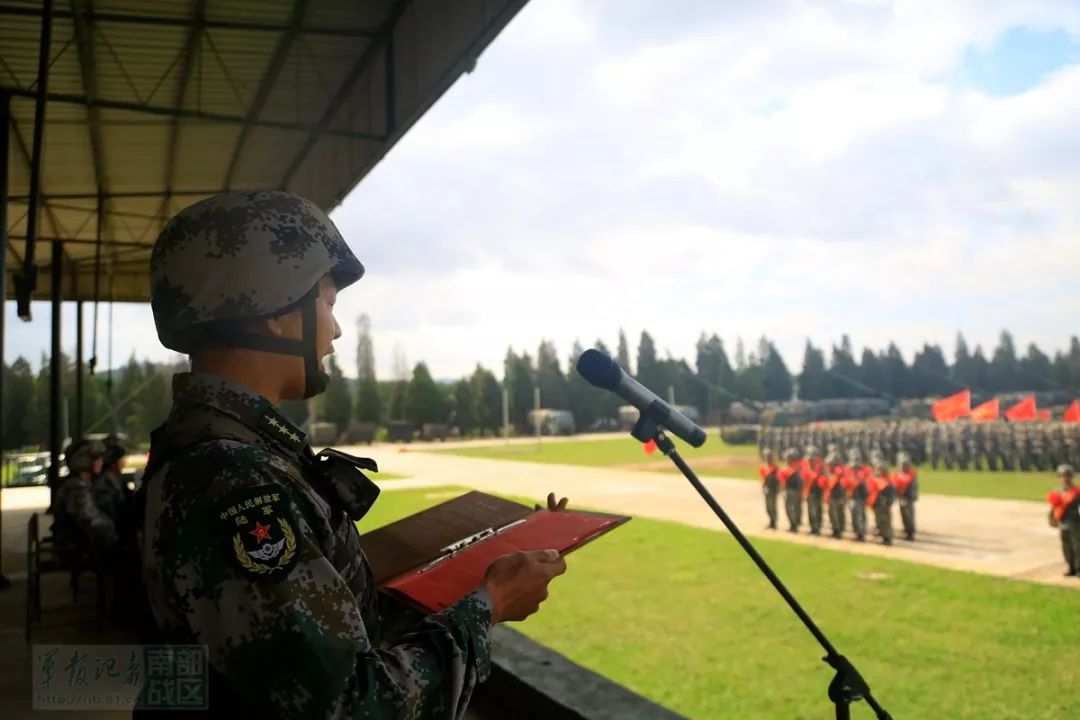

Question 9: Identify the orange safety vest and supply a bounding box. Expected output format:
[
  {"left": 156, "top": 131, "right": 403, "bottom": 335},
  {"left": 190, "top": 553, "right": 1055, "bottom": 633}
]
[
  {"left": 778, "top": 463, "right": 800, "bottom": 489},
  {"left": 759, "top": 463, "right": 779, "bottom": 485},
  {"left": 825, "top": 465, "right": 847, "bottom": 503},
  {"left": 1049, "top": 486, "right": 1080, "bottom": 522},
  {"left": 867, "top": 473, "right": 891, "bottom": 508},
  {"left": 892, "top": 469, "right": 916, "bottom": 497}
]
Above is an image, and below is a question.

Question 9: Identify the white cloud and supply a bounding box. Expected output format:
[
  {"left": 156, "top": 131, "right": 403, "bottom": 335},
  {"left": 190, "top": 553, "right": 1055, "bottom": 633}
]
[{"left": 9, "top": 0, "right": 1080, "bottom": 383}]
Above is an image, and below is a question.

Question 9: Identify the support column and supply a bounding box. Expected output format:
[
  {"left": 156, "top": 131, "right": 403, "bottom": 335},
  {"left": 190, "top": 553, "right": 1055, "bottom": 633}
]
[
  {"left": 47, "top": 239, "right": 62, "bottom": 507},
  {"left": 0, "top": 91, "right": 12, "bottom": 589},
  {"left": 75, "top": 299, "right": 83, "bottom": 438}
]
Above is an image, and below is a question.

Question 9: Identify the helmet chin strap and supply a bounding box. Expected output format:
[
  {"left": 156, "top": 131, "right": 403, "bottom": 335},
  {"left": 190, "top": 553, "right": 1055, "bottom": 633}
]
[
  {"left": 299, "top": 287, "right": 329, "bottom": 399},
  {"left": 193, "top": 286, "right": 329, "bottom": 399}
]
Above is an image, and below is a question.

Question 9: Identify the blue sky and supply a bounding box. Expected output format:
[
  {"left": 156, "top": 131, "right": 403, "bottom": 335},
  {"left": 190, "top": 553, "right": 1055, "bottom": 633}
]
[{"left": 8, "top": 0, "right": 1080, "bottom": 381}]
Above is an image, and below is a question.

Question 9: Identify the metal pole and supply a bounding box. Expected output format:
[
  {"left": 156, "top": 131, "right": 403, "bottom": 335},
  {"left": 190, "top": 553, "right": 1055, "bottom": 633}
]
[
  {"left": 501, "top": 387, "right": 509, "bottom": 443},
  {"left": 0, "top": 91, "right": 11, "bottom": 590},
  {"left": 47, "top": 239, "right": 62, "bottom": 509},
  {"left": 75, "top": 300, "right": 83, "bottom": 438},
  {"left": 533, "top": 386, "right": 541, "bottom": 445},
  {"left": 668, "top": 384, "right": 675, "bottom": 406},
  {"left": 17, "top": 0, "right": 54, "bottom": 319}
]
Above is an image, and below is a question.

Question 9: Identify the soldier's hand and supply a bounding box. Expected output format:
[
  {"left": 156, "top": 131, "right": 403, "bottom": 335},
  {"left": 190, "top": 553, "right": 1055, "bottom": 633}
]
[
  {"left": 483, "top": 550, "right": 567, "bottom": 624},
  {"left": 535, "top": 492, "right": 569, "bottom": 511}
]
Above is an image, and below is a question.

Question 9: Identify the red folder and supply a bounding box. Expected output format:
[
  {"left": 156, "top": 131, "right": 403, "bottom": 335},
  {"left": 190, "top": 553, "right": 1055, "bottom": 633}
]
[{"left": 359, "top": 491, "right": 629, "bottom": 613}]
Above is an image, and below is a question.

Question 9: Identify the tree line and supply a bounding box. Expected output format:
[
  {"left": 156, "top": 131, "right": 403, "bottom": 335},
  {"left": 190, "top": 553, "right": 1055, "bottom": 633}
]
[
  {"left": 309, "top": 320, "right": 1080, "bottom": 438},
  {"left": 5, "top": 324, "right": 1079, "bottom": 449}
]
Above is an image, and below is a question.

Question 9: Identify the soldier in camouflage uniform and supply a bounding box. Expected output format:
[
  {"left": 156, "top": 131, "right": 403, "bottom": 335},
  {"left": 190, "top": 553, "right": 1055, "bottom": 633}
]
[
  {"left": 92, "top": 434, "right": 128, "bottom": 527},
  {"left": 759, "top": 448, "right": 780, "bottom": 530},
  {"left": 778, "top": 448, "right": 804, "bottom": 533},
  {"left": 138, "top": 191, "right": 567, "bottom": 717},
  {"left": 53, "top": 439, "right": 118, "bottom": 561},
  {"left": 848, "top": 453, "right": 870, "bottom": 542},
  {"left": 868, "top": 463, "right": 896, "bottom": 546},
  {"left": 1048, "top": 465, "right": 1080, "bottom": 577}
]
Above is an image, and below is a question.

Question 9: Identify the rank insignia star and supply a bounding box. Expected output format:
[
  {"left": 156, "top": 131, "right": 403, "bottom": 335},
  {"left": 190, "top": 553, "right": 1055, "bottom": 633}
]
[{"left": 249, "top": 521, "right": 272, "bottom": 543}]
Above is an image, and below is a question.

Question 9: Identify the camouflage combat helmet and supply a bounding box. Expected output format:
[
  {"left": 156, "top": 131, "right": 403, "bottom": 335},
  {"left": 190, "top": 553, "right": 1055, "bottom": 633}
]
[
  {"left": 150, "top": 190, "right": 364, "bottom": 398},
  {"left": 65, "top": 438, "right": 105, "bottom": 474},
  {"left": 102, "top": 434, "right": 126, "bottom": 467}
]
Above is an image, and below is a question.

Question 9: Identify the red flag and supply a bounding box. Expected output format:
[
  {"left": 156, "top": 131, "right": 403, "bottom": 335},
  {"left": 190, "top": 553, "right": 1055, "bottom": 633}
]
[
  {"left": 1065, "top": 400, "right": 1080, "bottom": 424},
  {"left": 1038, "top": 409, "right": 1051, "bottom": 421},
  {"left": 643, "top": 439, "right": 657, "bottom": 455},
  {"left": 1004, "top": 395, "right": 1037, "bottom": 422},
  {"left": 971, "top": 398, "right": 999, "bottom": 423},
  {"left": 932, "top": 390, "right": 971, "bottom": 422}
]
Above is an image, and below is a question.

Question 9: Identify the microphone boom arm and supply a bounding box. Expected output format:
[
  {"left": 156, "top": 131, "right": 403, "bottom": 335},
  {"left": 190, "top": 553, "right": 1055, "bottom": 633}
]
[{"left": 630, "top": 410, "right": 892, "bottom": 720}]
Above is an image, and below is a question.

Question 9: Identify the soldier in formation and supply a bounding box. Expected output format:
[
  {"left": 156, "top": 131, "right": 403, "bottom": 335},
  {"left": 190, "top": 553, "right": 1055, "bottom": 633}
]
[
  {"left": 761, "top": 446, "right": 913, "bottom": 548},
  {"left": 893, "top": 454, "right": 918, "bottom": 541},
  {"left": 758, "top": 448, "right": 780, "bottom": 530},
  {"left": 137, "top": 190, "right": 570, "bottom": 716},
  {"left": 868, "top": 463, "right": 897, "bottom": 546},
  {"left": 825, "top": 451, "right": 849, "bottom": 538},
  {"left": 778, "top": 449, "right": 804, "bottom": 532},
  {"left": 760, "top": 419, "right": 1080, "bottom": 474},
  {"left": 1047, "top": 464, "right": 1080, "bottom": 577},
  {"left": 803, "top": 447, "right": 827, "bottom": 536}
]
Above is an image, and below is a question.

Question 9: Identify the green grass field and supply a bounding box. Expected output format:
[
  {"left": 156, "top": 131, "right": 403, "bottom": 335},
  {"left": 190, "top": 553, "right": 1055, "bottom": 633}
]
[
  {"left": 437, "top": 437, "right": 1055, "bottom": 502},
  {"left": 360, "top": 487, "right": 1078, "bottom": 720}
]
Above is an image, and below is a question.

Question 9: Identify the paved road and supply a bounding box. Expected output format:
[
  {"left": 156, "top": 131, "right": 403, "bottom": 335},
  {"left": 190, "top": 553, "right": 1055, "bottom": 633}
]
[
  {"left": 4, "top": 443, "right": 1072, "bottom": 590},
  {"left": 353, "top": 444, "right": 1077, "bottom": 590}
]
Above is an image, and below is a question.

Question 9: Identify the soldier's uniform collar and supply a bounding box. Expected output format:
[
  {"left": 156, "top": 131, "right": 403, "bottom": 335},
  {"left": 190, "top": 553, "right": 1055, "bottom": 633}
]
[{"left": 171, "top": 372, "right": 307, "bottom": 453}]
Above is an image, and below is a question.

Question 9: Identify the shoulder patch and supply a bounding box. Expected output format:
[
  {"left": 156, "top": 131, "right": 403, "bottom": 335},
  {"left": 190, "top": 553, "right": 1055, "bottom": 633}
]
[{"left": 217, "top": 484, "right": 299, "bottom": 581}]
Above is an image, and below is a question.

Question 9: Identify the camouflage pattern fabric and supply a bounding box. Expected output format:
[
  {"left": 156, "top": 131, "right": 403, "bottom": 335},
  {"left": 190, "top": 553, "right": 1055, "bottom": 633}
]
[
  {"left": 92, "top": 469, "right": 125, "bottom": 526},
  {"left": 827, "top": 482, "right": 846, "bottom": 538},
  {"left": 53, "top": 474, "right": 118, "bottom": 554},
  {"left": 759, "top": 419, "right": 1080, "bottom": 475},
  {"left": 139, "top": 372, "right": 492, "bottom": 718},
  {"left": 150, "top": 191, "right": 364, "bottom": 354}
]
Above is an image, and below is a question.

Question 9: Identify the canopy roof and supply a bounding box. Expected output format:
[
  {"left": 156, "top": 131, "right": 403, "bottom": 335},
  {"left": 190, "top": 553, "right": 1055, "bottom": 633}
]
[{"left": 1, "top": 0, "right": 527, "bottom": 304}]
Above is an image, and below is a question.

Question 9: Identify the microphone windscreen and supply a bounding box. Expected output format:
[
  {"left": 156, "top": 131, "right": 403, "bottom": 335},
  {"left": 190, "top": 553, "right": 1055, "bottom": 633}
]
[{"left": 577, "top": 349, "right": 621, "bottom": 390}]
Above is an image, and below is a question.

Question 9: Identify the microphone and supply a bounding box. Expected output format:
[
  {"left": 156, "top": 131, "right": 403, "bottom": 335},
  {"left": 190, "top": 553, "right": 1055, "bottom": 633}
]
[{"left": 576, "top": 348, "right": 707, "bottom": 448}]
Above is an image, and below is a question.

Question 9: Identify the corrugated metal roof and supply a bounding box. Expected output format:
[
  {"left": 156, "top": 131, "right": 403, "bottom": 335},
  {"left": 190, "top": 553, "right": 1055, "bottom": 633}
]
[{"left": 2, "top": 0, "right": 529, "bottom": 304}]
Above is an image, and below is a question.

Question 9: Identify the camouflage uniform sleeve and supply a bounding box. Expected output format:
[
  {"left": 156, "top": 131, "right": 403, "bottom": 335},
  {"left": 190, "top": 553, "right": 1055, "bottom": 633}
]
[
  {"left": 65, "top": 478, "right": 118, "bottom": 548},
  {"left": 153, "top": 445, "right": 491, "bottom": 719}
]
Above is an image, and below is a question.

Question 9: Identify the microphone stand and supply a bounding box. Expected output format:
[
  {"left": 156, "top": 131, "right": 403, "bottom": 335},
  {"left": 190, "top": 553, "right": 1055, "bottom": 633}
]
[{"left": 631, "top": 410, "right": 892, "bottom": 720}]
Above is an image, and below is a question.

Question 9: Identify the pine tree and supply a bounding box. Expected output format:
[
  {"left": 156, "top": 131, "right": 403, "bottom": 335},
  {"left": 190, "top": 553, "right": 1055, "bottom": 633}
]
[
  {"left": 881, "top": 344, "right": 912, "bottom": 398},
  {"left": 320, "top": 355, "right": 352, "bottom": 431},
  {"left": 1019, "top": 343, "right": 1054, "bottom": 390},
  {"left": 3, "top": 357, "right": 35, "bottom": 449},
  {"left": 829, "top": 335, "right": 860, "bottom": 398},
  {"left": 798, "top": 341, "right": 830, "bottom": 400},
  {"left": 987, "top": 330, "right": 1019, "bottom": 392},
  {"left": 911, "top": 344, "right": 952, "bottom": 396},
  {"left": 860, "top": 348, "right": 886, "bottom": 395},
  {"left": 761, "top": 341, "right": 793, "bottom": 401},
  {"left": 406, "top": 363, "right": 447, "bottom": 426},
  {"left": 470, "top": 365, "right": 503, "bottom": 436},
  {"left": 536, "top": 340, "right": 569, "bottom": 410},
  {"left": 451, "top": 379, "right": 477, "bottom": 435},
  {"left": 616, "top": 329, "right": 632, "bottom": 374},
  {"left": 503, "top": 349, "right": 536, "bottom": 431},
  {"left": 354, "top": 314, "right": 382, "bottom": 424},
  {"left": 636, "top": 331, "right": 659, "bottom": 389}
]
